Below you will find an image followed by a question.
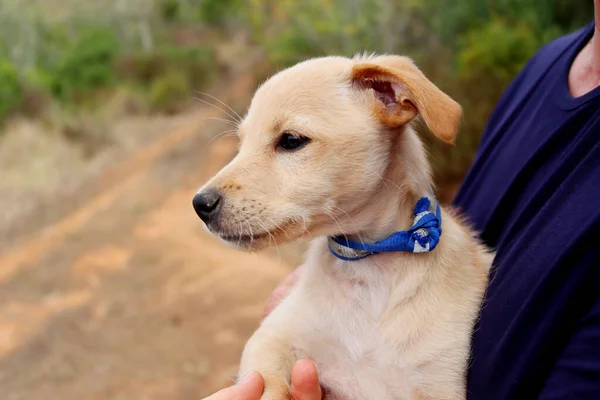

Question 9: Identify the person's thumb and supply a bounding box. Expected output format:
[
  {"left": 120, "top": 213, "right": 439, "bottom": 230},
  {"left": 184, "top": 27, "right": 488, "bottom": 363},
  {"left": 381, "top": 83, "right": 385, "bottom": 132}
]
[
  {"left": 291, "top": 360, "right": 322, "bottom": 400},
  {"left": 204, "top": 371, "right": 264, "bottom": 400}
]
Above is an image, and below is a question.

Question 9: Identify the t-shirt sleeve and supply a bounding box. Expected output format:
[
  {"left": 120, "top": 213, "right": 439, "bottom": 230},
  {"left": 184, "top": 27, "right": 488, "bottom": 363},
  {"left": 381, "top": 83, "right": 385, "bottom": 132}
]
[{"left": 538, "top": 291, "right": 600, "bottom": 399}]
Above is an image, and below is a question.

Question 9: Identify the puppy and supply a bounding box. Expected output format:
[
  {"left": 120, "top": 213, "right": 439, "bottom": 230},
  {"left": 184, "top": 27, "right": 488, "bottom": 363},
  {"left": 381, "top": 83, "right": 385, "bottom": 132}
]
[{"left": 193, "top": 54, "right": 492, "bottom": 400}]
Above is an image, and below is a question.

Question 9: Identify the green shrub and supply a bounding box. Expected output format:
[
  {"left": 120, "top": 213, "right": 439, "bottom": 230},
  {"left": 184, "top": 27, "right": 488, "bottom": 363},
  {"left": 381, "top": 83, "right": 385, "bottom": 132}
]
[
  {"left": 116, "top": 53, "right": 167, "bottom": 84},
  {"left": 458, "top": 18, "right": 539, "bottom": 82},
  {"left": 116, "top": 46, "right": 215, "bottom": 89},
  {"left": 424, "top": 0, "right": 593, "bottom": 48},
  {"left": 196, "top": 0, "right": 243, "bottom": 27},
  {"left": 162, "top": 46, "right": 215, "bottom": 88},
  {"left": 419, "top": 18, "right": 540, "bottom": 181},
  {"left": 256, "top": 0, "right": 387, "bottom": 67},
  {"left": 160, "top": 0, "right": 180, "bottom": 22},
  {"left": 266, "top": 30, "right": 325, "bottom": 67},
  {"left": 0, "top": 59, "right": 23, "bottom": 123},
  {"left": 34, "top": 24, "right": 72, "bottom": 73},
  {"left": 25, "top": 67, "right": 54, "bottom": 91},
  {"left": 19, "top": 86, "right": 53, "bottom": 119},
  {"left": 149, "top": 69, "right": 190, "bottom": 114},
  {"left": 50, "top": 28, "right": 120, "bottom": 101}
]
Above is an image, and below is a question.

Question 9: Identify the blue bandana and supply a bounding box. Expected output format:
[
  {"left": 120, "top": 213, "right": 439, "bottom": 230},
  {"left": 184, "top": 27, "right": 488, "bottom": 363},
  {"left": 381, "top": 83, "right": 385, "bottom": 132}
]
[{"left": 327, "top": 196, "right": 442, "bottom": 261}]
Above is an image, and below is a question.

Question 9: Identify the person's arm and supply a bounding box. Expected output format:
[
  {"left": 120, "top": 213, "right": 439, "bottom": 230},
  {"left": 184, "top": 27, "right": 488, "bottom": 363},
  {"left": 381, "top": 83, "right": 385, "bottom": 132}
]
[
  {"left": 201, "top": 360, "right": 322, "bottom": 400},
  {"left": 538, "top": 293, "right": 600, "bottom": 399},
  {"left": 263, "top": 265, "right": 304, "bottom": 318}
]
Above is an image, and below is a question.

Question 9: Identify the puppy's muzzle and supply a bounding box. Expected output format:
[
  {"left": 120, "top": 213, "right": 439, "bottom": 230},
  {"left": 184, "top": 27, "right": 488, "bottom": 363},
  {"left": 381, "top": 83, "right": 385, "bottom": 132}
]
[{"left": 193, "top": 189, "right": 222, "bottom": 224}]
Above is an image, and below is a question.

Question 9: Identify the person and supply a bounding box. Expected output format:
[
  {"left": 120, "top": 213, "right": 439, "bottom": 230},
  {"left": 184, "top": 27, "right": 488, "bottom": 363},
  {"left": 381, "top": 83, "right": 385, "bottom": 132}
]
[
  {"left": 203, "top": 4, "right": 600, "bottom": 399},
  {"left": 202, "top": 361, "right": 322, "bottom": 400}
]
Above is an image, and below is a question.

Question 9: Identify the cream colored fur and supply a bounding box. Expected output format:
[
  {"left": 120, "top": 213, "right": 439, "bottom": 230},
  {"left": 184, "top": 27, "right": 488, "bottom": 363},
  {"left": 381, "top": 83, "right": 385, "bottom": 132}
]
[{"left": 198, "top": 54, "right": 492, "bottom": 400}]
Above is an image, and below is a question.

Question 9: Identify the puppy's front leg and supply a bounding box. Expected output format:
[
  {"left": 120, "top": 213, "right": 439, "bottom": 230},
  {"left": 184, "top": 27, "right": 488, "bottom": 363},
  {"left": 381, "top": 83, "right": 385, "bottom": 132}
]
[{"left": 238, "top": 326, "right": 299, "bottom": 400}]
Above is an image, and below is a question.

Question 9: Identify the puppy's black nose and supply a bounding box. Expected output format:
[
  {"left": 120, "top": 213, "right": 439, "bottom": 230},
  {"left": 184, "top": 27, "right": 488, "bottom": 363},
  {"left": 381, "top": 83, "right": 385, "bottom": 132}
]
[{"left": 193, "top": 189, "right": 222, "bottom": 223}]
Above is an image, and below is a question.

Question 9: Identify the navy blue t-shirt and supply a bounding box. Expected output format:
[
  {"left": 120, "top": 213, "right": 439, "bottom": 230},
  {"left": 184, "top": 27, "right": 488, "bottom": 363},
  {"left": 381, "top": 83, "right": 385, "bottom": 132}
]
[{"left": 453, "top": 23, "right": 600, "bottom": 399}]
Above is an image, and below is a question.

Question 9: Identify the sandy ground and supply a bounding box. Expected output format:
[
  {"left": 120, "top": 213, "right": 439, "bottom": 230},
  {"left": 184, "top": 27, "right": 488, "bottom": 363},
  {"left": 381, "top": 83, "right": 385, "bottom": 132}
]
[{"left": 0, "top": 72, "right": 306, "bottom": 400}]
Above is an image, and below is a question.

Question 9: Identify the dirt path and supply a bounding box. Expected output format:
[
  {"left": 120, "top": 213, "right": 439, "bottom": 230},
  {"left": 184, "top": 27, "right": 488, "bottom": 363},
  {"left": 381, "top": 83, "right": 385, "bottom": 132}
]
[{"left": 0, "top": 74, "right": 300, "bottom": 400}]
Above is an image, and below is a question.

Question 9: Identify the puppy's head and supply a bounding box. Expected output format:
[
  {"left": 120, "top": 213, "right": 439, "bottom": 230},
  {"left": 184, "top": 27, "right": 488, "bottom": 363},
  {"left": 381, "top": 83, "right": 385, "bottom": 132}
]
[{"left": 193, "top": 54, "right": 461, "bottom": 250}]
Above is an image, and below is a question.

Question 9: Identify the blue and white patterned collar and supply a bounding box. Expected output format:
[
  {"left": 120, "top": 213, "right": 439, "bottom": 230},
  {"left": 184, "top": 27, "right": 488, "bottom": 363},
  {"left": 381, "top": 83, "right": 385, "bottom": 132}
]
[{"left": 327, "top": 195, "right": 442, "bottom": 261}]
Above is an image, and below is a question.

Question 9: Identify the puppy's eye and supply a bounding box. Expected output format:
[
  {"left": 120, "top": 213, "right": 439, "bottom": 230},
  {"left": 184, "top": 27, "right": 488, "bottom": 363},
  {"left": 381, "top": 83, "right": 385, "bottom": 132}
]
[{"left": 277, "top": 132, "right": 311, "bottom": 151}]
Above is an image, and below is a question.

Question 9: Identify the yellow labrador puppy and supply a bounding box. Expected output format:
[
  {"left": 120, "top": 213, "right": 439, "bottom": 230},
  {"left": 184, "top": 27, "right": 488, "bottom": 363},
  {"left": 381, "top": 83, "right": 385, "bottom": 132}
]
[{"left": 193, "top": 54, "right": 492, "bottom": 400}]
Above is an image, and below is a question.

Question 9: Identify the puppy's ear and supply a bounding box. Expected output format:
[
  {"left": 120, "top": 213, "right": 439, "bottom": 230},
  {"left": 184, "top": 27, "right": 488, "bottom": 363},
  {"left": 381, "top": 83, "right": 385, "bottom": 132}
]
[{"left": 351, "top": 55, "right": 462, "bottom": 144}]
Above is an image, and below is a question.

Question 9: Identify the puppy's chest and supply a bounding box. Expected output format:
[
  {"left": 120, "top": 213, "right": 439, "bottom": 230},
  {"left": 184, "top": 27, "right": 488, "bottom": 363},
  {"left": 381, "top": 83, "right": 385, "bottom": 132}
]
[
  {"left": 298, "top": 291, "right": 413, "bottom": 399},
  {"left": 312, "top": 339, "right": 410, "bottom": 400}
]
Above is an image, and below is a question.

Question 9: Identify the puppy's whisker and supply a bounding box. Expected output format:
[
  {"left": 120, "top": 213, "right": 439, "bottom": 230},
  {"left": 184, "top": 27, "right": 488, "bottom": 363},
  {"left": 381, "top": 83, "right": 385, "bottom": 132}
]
[
  {"left": 290, "top": 216, "right": 307, "bottom": 238},
  {"left": 381, "top": 177, "right": 402, "bottom": 189},
  {"left": 380, "top": 178, "right": 392, "bottom": 192},
  {"left": 207, "top": 117, "right": 240, "bottom": 128},
  {"left": 330, "top": 205, "right": 366, "bottom": 246},
  {"left": 231, "top": 214, "right": 244, "bottom": 248},
  {"left": 301, "top": 215, "right": 311, "bottom": 237},
  {"left": 261, "top": 216, "right": 283, "bottom": 263},
  {"left": 248, "top": 216, "right": 279, "bottom": 257},
  {"left": 206, "top": 129, "right": 239, "bottom": 148},
  {"left": 195, "top": 114, "right": 239, "bottom": 130},
  {"left": 193, "top": 96, "right": 241, "bottom": 124},
  {"left": 381, "top": 177, "right": 406, "bottom": 197},
  {"left": 195, "top": 91, "right": 244, "bottom": 123},
  {"left": 214, "top": 128, "right": 239, "bottom": 139},
  {"left": 245, "top": 219, "right": 255, "bottom": 249},
  {"left": 323, "top": 210, "right": 350, "bottom": 245}
]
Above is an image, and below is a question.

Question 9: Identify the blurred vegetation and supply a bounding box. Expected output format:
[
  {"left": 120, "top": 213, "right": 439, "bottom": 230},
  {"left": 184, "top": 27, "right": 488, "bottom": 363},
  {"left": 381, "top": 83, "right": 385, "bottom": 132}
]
[
  {"left": 193, "top": 0, "right": 591, "bottom": 181},
  {"left": 0, "top": 59, "right": 23, "bottom": 121},
  {"left": 0, "top": 0, "right": 594, "bottom": 181},
  {"left": 0, "top": 0, "right": 218, "bottom": 128},
  {"left": 50, "top": 28, "right": 121, "bottom": 101}
]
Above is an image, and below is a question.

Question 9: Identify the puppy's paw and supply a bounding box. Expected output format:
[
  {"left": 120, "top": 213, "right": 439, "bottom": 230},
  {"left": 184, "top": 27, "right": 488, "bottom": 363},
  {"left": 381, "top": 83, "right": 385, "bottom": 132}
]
[
  {"left": 261, "top": 393, "right": 289, "bottom": 400},
  {"left": 260, "top": 380, "right": 290, "bottom": 400}
]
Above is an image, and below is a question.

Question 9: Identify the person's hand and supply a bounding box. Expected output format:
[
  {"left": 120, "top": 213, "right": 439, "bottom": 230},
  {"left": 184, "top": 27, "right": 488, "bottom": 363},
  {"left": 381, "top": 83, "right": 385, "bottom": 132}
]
[
  {"left": 263, "top": 266, "right": 303, "bottom": 319},
  {"left": 201, "top": 359, "right": 322, "bottom": 400},
  {"left": 289, "top": 359, "right": 323, "bottom": 400},
  {"left": 203, "top": 371, "right": 263, "bottom": 400}
]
